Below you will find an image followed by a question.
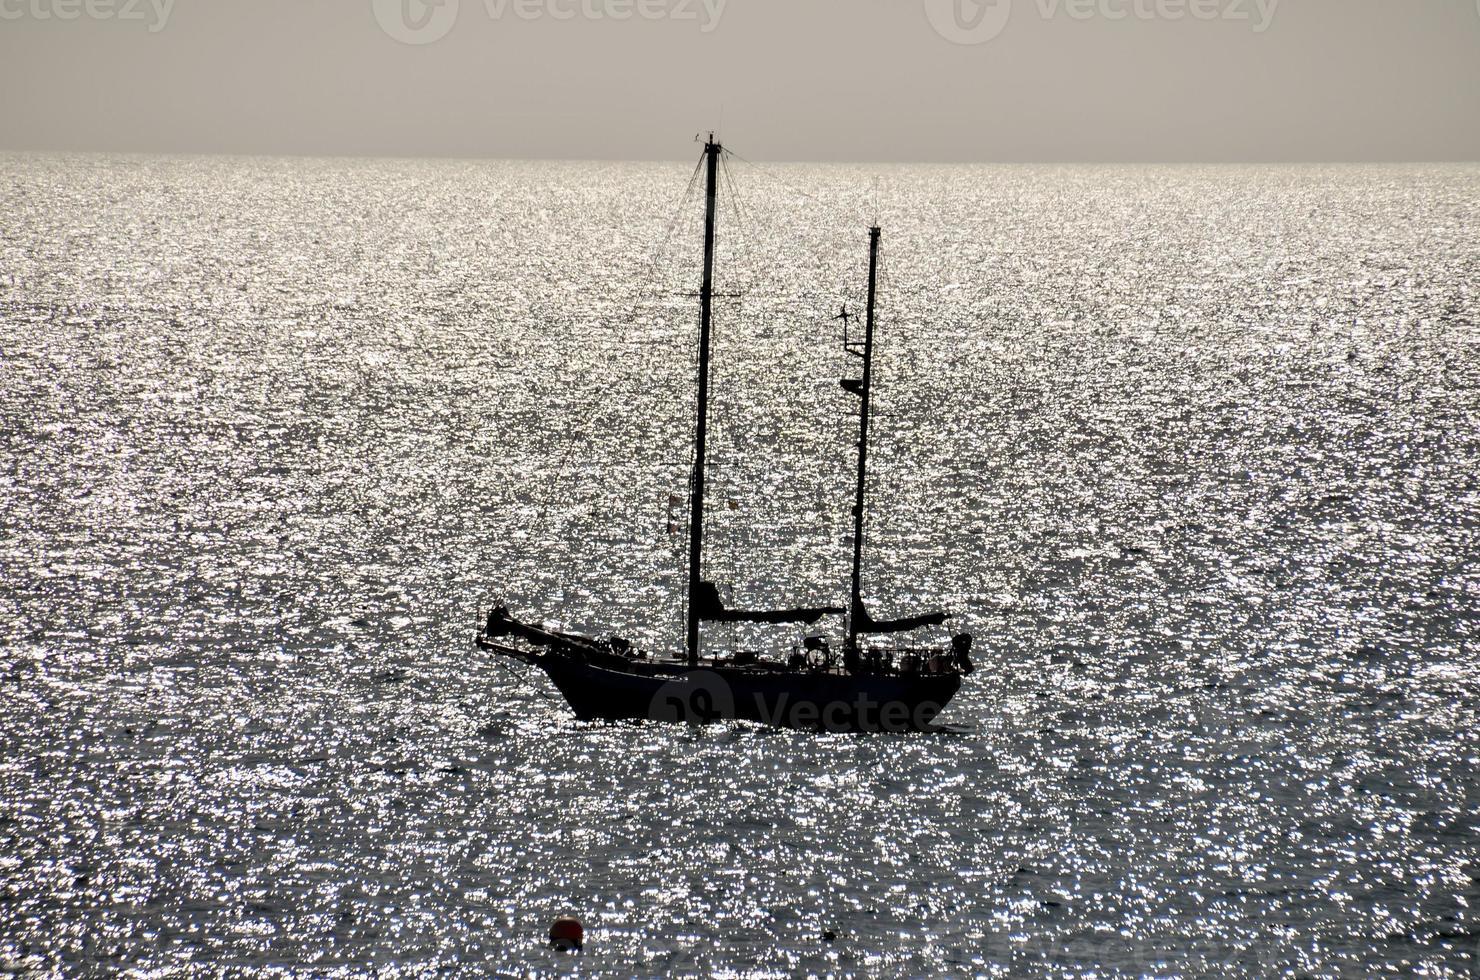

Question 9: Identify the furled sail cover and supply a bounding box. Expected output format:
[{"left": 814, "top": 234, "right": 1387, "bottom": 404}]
[
  {"left": 695, "top": 581, "right": 843, "bottom": 625},
  {"left": 851, "top": 599, "right": 949, "bottom": 635}
]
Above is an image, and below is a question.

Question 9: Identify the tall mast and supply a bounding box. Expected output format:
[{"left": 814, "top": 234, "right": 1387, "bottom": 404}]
[
  {"left": 686, "top": 136, "right": 721, "bottom": 665},
  {"left": 847, "top": 226, "right": 882, "bottom": 652}
]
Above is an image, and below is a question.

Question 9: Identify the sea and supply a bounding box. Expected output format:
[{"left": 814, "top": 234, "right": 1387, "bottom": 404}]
[{"left": 1, "top": 153, "right": 1477, "bottom": 977}]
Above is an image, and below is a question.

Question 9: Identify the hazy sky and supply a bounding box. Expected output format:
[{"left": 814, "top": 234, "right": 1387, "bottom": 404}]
[{"left": 2, "top": 0, "right": 1478, "bottom": 161}]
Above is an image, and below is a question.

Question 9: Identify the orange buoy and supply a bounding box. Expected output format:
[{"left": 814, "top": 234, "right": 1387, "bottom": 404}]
[{"left": 549, "top": 915, "right": 584, "bottom": 951}]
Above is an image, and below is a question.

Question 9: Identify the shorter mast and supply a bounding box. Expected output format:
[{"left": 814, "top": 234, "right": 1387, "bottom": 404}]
[
  {"left": 841, "top": 226, "right": 948, "bottom": 655},
  {"left": 846, "top": 227, "right": 882, "bottom": 652}
]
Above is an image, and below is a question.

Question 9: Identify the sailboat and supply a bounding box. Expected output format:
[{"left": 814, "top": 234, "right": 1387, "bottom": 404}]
[{"left": 476, "top": 137, "right": 974, "bottom": 731}]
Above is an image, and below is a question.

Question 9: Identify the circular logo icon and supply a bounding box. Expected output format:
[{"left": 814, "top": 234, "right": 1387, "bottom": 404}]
[
  {"left": 373, "top": 0, "right": 459, "bottom": 45},
  {"left": 648, "top": 670, "right": 736, "bottom": 725},
  {"left": 923, "top": 0, "right": 1012, "bottom": 45}
]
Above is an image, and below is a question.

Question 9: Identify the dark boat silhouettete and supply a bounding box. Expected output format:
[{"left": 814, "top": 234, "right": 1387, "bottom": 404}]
[{"left": 476, "top": 137, "right": 973, "bottom": 731}]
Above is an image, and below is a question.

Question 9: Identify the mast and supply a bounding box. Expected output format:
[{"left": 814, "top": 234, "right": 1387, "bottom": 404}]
[
  {"left": 686, "top": 136, "right": 721, "bottom": 665},
  {"left": 846, "top": 226, "right": 882, "bottom": 652}
]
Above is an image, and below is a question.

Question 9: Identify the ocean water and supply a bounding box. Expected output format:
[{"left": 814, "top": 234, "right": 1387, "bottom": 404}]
[{"left": 1, "top": 153, "right": 1478, "bottom": 977}]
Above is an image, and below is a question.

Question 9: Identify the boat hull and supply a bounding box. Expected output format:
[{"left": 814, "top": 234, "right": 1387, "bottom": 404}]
[{"left": 530, "top": 651, "right": 961, "bottom": 732}]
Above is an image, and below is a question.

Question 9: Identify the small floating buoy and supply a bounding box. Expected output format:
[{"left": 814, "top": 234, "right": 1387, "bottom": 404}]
[{"left": 549, "top": 915, "right": 584, "bottom": 952}]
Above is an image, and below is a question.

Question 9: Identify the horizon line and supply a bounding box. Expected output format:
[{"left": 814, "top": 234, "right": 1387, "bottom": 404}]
[{"left": 3, "top": 145, "right": 1478, "bottom": 168}]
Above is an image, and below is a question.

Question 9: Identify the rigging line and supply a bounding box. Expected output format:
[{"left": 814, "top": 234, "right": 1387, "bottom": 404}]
[
  {"left": 711, "top": 230, "right": 757, "bottom": 547},
  {"left": 607, "top": 157, "right": 707, "bottom": 359},
  {"left": 872, "top": 240, "right": 891, "bottom": 431},
  {"left": 714, "top": 153, "right": 791, "bottom": 475},
  {"left": 859, "top": 238, "right": 893, "bottom": 563},
  {"left": 642, "top": 155, "right": 706, "bottom": 280},
  {"left": 721, "top": 146, "right": 824, "bottom": 204},
  {"left": 718, "top": 152, "right": 758, "bottom": 260},
  {"left": 711, "top": 160, "right": 774, "bottom": 533},
  {"left": 539, "top": 156, "right": 707, "bottom": 545},
  {"left": 715, "top": 151, "right": 766, "bottom": 332},
  {"left": 715, "top": 154, "right": 750, "bottom": 306}
]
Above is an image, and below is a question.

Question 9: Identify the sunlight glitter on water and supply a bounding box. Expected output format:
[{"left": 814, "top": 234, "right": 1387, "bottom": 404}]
[{"left": 1, "top": 154, "right": 1478, "bottom": 976}]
